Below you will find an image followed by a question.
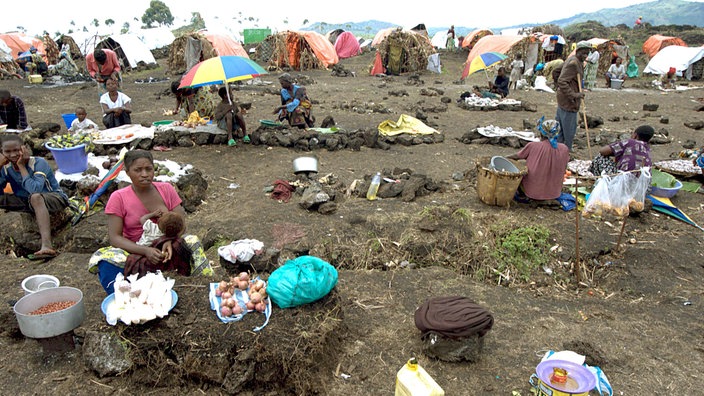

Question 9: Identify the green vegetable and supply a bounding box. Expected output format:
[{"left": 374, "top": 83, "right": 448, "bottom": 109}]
[
  {"left": 47, "top": 133, "right": 94, "bottom": 153},
  {"left": 651, "top": 169, "right": 678, "bottom": 188}
]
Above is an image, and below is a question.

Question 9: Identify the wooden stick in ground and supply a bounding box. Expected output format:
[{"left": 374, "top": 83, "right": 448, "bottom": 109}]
[
  {"left": 576, "top": 74, "right": 593, "bottom": 159},
  {"left": 615, "top": 216, "right": 628, "bottom": 253},
  {"left": 574, "top": 177, "right": 581, "bottom": 283}
]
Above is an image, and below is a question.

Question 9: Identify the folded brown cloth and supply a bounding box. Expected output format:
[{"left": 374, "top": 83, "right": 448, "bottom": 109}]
[
  {"left": 414, "top": 296, "right": 494, "bottom": 338},
  {"left": 124, "top": 236, "right": 192, "bottom": 278},
  {"left": 271, "top": 179, "right": 295, "bottom": 203}
]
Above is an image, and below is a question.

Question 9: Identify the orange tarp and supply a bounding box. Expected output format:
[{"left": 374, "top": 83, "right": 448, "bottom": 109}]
[
  {"left": 204, "top": 33, "right": 249, "bottom": 58},
  {"left": 298, "top": 31, "right": 339, "bottom": 68},
  {"left": 461, "top": 29, "right": 493, "bottom": 49},
  {"left": 0, "top": 32, "right": 46, "bottom": 61},
  {"left": 462, "top": 35, "right": 526, "bottom": 79},
  {"left": 642, "top": 35, "right": 686, "bottom": 58}
]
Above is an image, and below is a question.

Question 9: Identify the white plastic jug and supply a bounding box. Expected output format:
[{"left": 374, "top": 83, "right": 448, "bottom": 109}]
[{"left": 395, "top": 357, "right": 445, "bottom": 396}]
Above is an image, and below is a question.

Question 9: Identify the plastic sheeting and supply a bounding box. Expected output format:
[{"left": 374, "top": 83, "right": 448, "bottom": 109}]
[{"left": 643, "top": 45, "right": 704, "bottom": 80}]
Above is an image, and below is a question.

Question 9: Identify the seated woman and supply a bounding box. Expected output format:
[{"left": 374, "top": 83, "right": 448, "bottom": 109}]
[
  {"left": 88, "top": 150, "right": 213, "bottom": 294},
  {"left": 273, "top": 73, "right": 315, "bottom": 128},
  {"left": 605, "top": 57, "right": 627, "bottom": 88},
  {"left": 49, "top": 51, "right": 79, "bottom": 77},
  {"left": 171, "top": 81, "right": 218, "bottom": 120},
  {"left": 100, "top": 79, "right": 132, "bottom": 128},
  {"left": 589, "top": 125, "right": 654, "bottom": 176},
  {"left": 488, "top": 67, "right": 509, "bottom": 98}
]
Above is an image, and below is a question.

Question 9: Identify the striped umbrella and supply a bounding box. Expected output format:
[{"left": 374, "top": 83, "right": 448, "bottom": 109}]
[
  {"left": 466, "top": 51, "right": 508, "bottom": 81},
  {"left": 178, "top": 55, "right": 267, "bottom": 104}
]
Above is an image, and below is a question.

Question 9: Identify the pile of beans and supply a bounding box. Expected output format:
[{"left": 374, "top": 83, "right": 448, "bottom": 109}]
[{"left": 29, "top": 301, "right": 77, "bottom": 315}]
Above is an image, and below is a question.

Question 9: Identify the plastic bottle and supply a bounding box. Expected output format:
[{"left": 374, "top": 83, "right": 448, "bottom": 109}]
[
  {"left": 366, "top": 172, "right": 381, "bottom": 200},
  {"left": 395, "top": 357, "right": 445, "bottom": 396}
]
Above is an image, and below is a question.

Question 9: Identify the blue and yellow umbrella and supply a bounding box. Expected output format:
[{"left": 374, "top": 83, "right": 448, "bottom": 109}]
[{"left": 466, "top": 51, "right": 508, "bottom": 81}]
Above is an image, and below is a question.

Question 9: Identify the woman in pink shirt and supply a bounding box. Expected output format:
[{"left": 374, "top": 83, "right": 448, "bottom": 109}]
[{"left": 89, "top": 150, "right": 212, "bottom": 294}]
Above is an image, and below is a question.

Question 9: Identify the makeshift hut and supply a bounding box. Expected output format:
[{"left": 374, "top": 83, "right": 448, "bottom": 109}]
[
  {"left": 568, "top": 38, "right": 629, "bottom": 74},
  {"left": 644, "top": 45, "right": 704, "bottom": 80},
  {"left": 461, "top": 29, "right": 493, "bottom": 50},
  {"left": 430, "top": 30, "right": 458, "bottom": 49},
  {"left": 410, "top": 24, "right": 429, "bottom": 38},
  {"left": 95, "top": 33, "right": 157, "bottom": 70},
  {"left": 55, "top": 35, "right": 84, "bottom": 60},
  {"left": 167, "top": 32, "right": 220, "bottom": 75},
  {"left": 462, "top": 35, "right": 541, "bottom": 80},
  {"left": 370, "top": 28, "right": 436, "bottom": 76},
  {"left": 334, "top": 31, "right": 361, "bottom": 59},
  {"left": 372, "top": 27, "right": 400, "bottom": 48},
  {"left": 137, "top": 27, "right": 176, "bottom": 50},
  {"left": 42, "top": 34, "right": 60, "bottom": 65},
  {"left": 254, "top": 31, "right": 338, "bottom": 71},
  {"left": 539, "top": 34, "right": 567, "bottom": 63},
  {"left": 642, "top": 35, "right": 687, "bottom": 59},
  {"left": 326, "top": 29, "right": 345, "bottom": 45},
  {"left": 0, "top": 39, "right": 20, "bottom": 76},
  {"left": 0, "top": 32, "right": 47, "bottom": 62},
  {"left": 202, "top": 31, "right": 248, "bottom": 57}
]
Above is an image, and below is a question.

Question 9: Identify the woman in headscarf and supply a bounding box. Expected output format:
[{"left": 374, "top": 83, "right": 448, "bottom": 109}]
[
  {"left": 49, "top": 52, "right": 79, "bottom": 77},
  {"left": 273, "top": 73, "right": 315, "bottom": 128},
  {"left": 584, "top": 45, "right": 600, "bottom": 90},
  {"left": 507, "top": 117, "right": 570, "bottom": 201}
]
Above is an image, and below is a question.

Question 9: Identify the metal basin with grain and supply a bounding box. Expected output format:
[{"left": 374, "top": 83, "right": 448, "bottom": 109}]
[{"left": 13, "top": 287, "right": 85, "bottom": 338}]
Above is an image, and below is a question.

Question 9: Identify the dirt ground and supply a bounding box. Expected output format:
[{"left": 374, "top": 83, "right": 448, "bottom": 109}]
[{"left": 1, "top": 49, "right": 704, "bottom": 395}]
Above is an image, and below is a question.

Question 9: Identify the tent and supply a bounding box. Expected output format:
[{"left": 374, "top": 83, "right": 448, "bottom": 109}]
[
  {"left": 255, "top": 31, "right": 338, "bottom": 70},
  {"left": 167, "top": 32, "right": 249, "bottom": 76},
  {"left": 64, "top": 31, "right": 103, "bottom": 57},
  {"left": 642, "top": 35, "right": 687, "bottom": 59},
  {"left": 202, "top": 32, "right": 248, "bottom": 57},
  {"left": 55, "top": 35, "right": 85, "bottom": 60},
  {"left": 643, "top": 45, "right": 704, "bottom": 80},
  {"left": 370, "top": 28, "right": 435, "bottom": 75},
  {"left": 462, "top": 35, "right": 540, "bottom": 80},
  {"left": 334, "top": 31, "right": 361, "bottom": 59},
  {"left": 0, "top": 39, "right": 14, "bottom": 62},
  {"left": 96, "top": 33, "right": 157, "bottom": 69},
  {"left": 326, "top": 29, "right": 345, "bottom": 45},
  {"left": 461, "top": 29, "right": 493, "bottom": 50},
  {"left": 0, "top": 32, "right": 46, "bottom": 61},
  {"left": 137, "top": 27, "right": 175, "bottom": 50},
  {"left": 430, "top": 31, "right": 458, "bottom": 49}
]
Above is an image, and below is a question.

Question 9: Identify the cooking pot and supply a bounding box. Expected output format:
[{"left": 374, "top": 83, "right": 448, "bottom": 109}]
[
  {"left": 529, "top": 359, "right": 595, "bottom": 396},
  {"left": 21, "top": 274, "right": 60, "bottom": 295},
  {"left": 13, "top": 287, "right": 85, "bottom": 338},
  {"left": 293, "top": 156, "right": 318, "bottom": 174}
]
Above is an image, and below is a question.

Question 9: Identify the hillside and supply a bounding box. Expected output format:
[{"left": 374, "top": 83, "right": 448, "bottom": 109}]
[{"left": 547, "top": 0, "right": 704, "bottom": 28}]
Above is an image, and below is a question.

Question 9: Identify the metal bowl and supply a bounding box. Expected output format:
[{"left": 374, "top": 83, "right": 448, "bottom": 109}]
[
  {"left": 293, "top": 156, "right": 319, "bottom": 174},
  {"left": 13, "top": 287, "right": 85, "bottom": 339},
  {"left": 21, "top": 274, "right": 60, "bottom": 295}
]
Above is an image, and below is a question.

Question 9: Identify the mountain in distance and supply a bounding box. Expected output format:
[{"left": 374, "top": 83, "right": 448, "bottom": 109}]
[{"left": 301, "top": 0, "right": 702, "bottom": 39}]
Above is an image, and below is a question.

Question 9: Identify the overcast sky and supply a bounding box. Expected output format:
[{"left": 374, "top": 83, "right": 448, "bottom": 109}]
[{"left": 2, "top": 0, "right": 701, "bottom": 36}]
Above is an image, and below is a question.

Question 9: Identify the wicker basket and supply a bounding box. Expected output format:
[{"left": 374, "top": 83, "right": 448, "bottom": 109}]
[{"left": 475, "top": 156, "right": 527, "bottom": 207}]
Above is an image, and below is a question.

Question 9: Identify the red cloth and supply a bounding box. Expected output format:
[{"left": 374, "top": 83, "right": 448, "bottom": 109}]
[
  {"left": 124, "top": 236, "right": 192, "bottom": 278},
  {"left": 515, "top": 139, "right": 570, "bottom": 200},
  {"left": 271, "top": 179, "right": 295, "bottom": 203}
]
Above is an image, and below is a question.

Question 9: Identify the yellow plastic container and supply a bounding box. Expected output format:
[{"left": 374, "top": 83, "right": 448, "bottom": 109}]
[
  {"left": 395, "top": 358, "right": 445, "bottom": 396},
  {"left": 28, "top": 74, "right": 43, "bottom": 84}
]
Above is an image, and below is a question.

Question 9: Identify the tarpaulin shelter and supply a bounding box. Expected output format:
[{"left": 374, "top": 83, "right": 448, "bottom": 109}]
[
  {"left": 326, "top": 29, "right": 345, "bottom": 45},
  {"left": 255, "top": 30, "right": 338, "bottom": 70},
  {"left": 0, "top": 39, "right": 20, "bottom": 76},
  {"left": 0, "top": 32, "right": 47, "bottom": 62},
  {"left": 642, "top": 35, "right": 687, "bottom": 59},
  {"left": 568, "top": 38, "right": 629, "bottom": 74},
  {"left": 461, "top": 29, "right": 493, "bottom": 50},
  {"left": 462, "top": 35, "right": 540, "bottom": 80},
  {"left": 167, "top": 32, "right": 248, "bottom": 76},
  {"left": 334, "top": 31, "right": 361, "bottom": 59},
  {"left": 137, "top": 27, "right": 175, "bottom": 50},
  {"left": 372, "top": 27, "right": 400, "bottom": 48},
  {"left": 644, "top": 45, "right": 704, "bottom": 80},
  {"left": 96, "top": 33, "right": 157, "bottom": 69},
  {"left": 430, "top": 31, "right": 458, "bottom": 49},
  {"left": 370, "top": 28, "right": 435, "bottom": 76}
]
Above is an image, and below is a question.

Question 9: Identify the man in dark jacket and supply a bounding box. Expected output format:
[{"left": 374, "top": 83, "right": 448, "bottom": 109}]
[{"left": 555, "top": 41, "right": 590, "bottom": 151}]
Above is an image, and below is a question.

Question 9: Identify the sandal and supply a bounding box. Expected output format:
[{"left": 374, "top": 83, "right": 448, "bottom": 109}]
[
  {"left": 243, "top": 135, "right": 251, "bottom": 144},
  {"left": 228, "top": 139, "right": 236, "bottom": 147}
]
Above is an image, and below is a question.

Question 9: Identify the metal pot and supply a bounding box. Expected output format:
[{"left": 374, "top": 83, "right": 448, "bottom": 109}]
[
  {"left": 13, "top": 287, "right": 85, "bottom": 338},
  {"left": 293, "top": 156, "right": 319, "bottom": 174},
  {"left": 21, "top": 274, "right": 60, "bottom": 295}
]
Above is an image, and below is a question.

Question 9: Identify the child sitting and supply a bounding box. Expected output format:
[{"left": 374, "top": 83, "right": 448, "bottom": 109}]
[
  {"left": 213, "top": 86, "right": 249, "bottom": 147},
  {"left": 68, "top": 106, "right": 99, "bottom": 134},
  {"left": 125, "top": 210, "right": 188, "bottom": 277},
  {"left": 589, "top": 125, "right": 654, "bottom": 176}
]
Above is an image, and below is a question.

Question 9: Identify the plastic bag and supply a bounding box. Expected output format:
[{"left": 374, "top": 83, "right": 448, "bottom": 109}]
[
  {"left": 608, "top": 173, "right": 631, "bottom": 217},
  {"left": 583, "top": 175, "right": 611, "bottom": 218},
  {"left": 266, "top": 255, "right": 338, "bottom": 308},
  {"left": 628, "top": 167, "right": 650, "bottom": 212}
]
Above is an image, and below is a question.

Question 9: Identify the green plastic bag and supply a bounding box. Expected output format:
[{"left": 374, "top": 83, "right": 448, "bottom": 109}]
[
  {"left": 627, "top": 55, "right": 639, "bottom": 78},
  {"left": 267, "top": 256, "right": 338, "bottom": 308}
]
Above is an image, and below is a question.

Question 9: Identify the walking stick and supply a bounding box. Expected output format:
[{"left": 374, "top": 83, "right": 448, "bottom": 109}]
[
  {"left": 615, "top": 216, "right": 628, "bottom": 253},
  {"left": 574, "top": 177, "right": 581, "bottom": 283},
  {"left": 576, "top": 74, "right": 593, "bottom": 159}
]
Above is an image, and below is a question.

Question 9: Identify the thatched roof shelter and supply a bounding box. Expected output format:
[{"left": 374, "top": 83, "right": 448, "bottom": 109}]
[
  {"left": 370, "top": 28, "right": 435, "bottom": 75},
  {"left": 167, "top": 32, "right": 219, "bottom": 75}
]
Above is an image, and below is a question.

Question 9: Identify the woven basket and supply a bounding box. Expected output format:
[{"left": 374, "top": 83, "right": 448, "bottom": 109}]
[{"left": 475, "top": 156, "right": 527, "bottom": 207}]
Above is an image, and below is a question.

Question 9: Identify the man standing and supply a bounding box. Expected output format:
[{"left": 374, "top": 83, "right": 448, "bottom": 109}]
[
  {"left": 85, "top": 48, "right": 122, "bottom": 93},
  {"left": 555, "top": 41, "right": 590, "bottom": 151}
]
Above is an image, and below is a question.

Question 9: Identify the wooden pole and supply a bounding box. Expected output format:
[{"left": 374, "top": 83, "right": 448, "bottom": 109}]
[
  {"left": 576, "top": 74, "right": 593, "bottom": 159},
  {"left": 615, "top": 216, "right": 628, "bottom": 253},
  {"left": 574, "top": 176, "right": 581, "bottom": 283}
]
